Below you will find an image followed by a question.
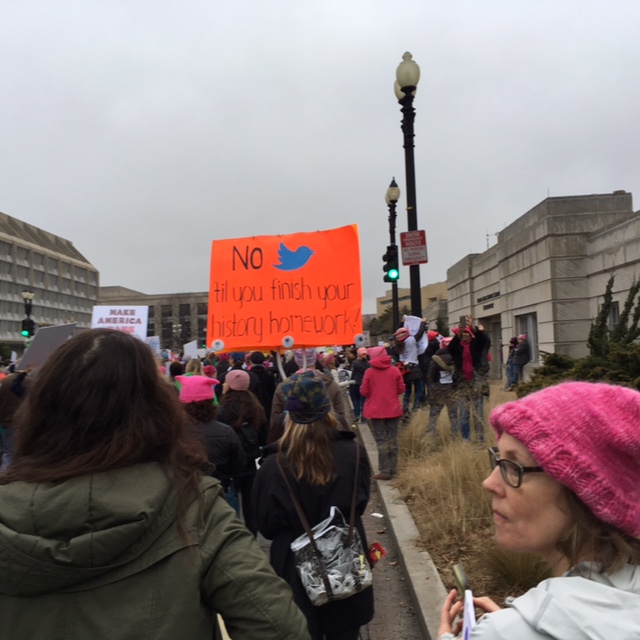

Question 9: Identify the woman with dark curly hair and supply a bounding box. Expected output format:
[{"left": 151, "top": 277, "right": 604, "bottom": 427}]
[
  {"left": 216, "top": 369, "right": 267, "bottom": 536},
  {"left": 0, "top": 329, "right": 309, "bottom": 640}
]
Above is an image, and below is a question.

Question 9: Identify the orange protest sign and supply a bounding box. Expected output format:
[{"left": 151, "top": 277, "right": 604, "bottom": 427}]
[{"left": 207, "top": 225, "right": 362, "bottom": 351}]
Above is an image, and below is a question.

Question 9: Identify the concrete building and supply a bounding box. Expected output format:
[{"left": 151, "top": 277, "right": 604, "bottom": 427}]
[
  {"left": 376, "top": 281, "right": 448, "bottom": 326},
  {"left": 447, "top": 191, "right": 639, "bottom": 379},
  {"left": 0, "top": 211, "right": 98, "bottom": 351},
  {"left": 98, "top": 286, "right": 209, "bottom": 351}
]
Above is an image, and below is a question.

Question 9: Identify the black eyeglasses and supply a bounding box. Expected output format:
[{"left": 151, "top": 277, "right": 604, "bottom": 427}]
[{"left": 488, "top": 446, "right": 544, "bottom": 489}]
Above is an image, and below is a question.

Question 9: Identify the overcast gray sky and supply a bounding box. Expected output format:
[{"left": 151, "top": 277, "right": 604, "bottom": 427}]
[{"left": 1, "top": 0, "right": 639, "bottom": 314}]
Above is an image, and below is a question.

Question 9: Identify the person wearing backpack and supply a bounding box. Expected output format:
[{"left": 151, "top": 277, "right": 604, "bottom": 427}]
[
  {"left": 253, "top": 371, "right": 373, "bottom": 640},
  {"left": 217, "top": 370, "right": 266, "bottom": 536}
]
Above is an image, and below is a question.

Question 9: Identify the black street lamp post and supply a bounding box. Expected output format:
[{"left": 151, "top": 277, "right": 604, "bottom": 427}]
[
  {"left": 172, "top": 323, "right": 183, "bottom": 352},
  {"left": 395, "top": 51, "right": 422, "bottom": 318},
  {"left": 385, "top": 178, "right": 401, "bottom": 330},
  {"left": 21, "top": 290, "right": 34, "bottom": 318},
  {"left": 20, "top": 290, "right": 36, "bottom": 338}
]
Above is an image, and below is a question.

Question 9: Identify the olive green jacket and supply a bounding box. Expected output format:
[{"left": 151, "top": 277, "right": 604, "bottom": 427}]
[{"left": 0, "top": 463, "right": 310, "bottom": 640}]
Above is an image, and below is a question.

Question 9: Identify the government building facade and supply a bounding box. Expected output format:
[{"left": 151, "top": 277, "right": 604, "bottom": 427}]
[{"left": 0, "top": 211, "right": 98, "bottom": 352}]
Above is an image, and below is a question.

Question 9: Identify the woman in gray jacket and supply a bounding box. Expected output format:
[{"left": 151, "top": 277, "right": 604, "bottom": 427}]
[{"left": 439, "top": 381, "right": 640, "bottom": 639}]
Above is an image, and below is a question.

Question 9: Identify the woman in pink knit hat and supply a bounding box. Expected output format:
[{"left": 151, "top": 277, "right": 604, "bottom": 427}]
[{"left": 439, "top": 381, "right": 640, "bottom": 639}]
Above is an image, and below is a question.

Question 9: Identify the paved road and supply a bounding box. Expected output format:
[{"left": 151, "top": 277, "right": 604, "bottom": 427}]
[{"left": 361, "top": 480, "right": 424, "bottom": 640}]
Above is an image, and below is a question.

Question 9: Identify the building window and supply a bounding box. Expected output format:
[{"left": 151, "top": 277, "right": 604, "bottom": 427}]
[
  {"left": 515, "top": 312, "right": 538, "bottom": 361},
  {"left": 148, "top": 306, "right": 155, "bottom": 318},
  {"left": 197, "top": 302, "right": 207, "bottom": 316},
  {"left": 17, "top": 265, "right": 30, "bottom": 284},
  {"left": 16, "top": 246, "right": 29, "bottom": 265},
  {"left": 161, "top": 305, "right": 172, "bottom": 318},
  {"left": 608, "top": 301, "right": 620, "bottom": 331}
]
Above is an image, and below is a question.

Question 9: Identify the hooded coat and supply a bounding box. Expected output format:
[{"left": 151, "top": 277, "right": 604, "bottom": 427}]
[
  {"left": 469, "top": 563, "right": 640, "bottom": 639},
  {"left": 360, "top": 353, "right": 405, "bottom": 420},
  {"left": 0, "top": 463, "right": 309, "bottom": 640}
]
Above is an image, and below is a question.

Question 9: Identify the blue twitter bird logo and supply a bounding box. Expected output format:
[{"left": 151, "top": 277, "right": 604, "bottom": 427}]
[{"left": 274, "top": 243, "right": 314, "bottom": 271}]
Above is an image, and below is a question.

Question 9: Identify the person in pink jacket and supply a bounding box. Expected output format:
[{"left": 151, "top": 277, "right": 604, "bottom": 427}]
[{"left": 360, "top": 347, "right": 406, "bottom": 480}]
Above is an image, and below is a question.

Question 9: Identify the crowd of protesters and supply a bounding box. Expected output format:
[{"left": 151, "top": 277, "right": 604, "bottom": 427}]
[{"left": 0, "top": 323, "right": 637, "bottom": 639}]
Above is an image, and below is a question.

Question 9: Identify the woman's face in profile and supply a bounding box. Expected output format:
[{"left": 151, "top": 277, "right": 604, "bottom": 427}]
[{"left": 482, "top": 433, "right": 573, "bottom": 567}]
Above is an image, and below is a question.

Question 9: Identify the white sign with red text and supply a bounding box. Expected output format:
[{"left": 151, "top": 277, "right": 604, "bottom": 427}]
[
  {"left": 400, "top": 230, "right": 428, "bottom": 265},
  {"left": 91, "top": 306, "right": 149, "bottom": 340}
]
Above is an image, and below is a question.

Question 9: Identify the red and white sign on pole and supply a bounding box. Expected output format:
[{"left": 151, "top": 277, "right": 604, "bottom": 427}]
[{"left": 400, "top": 230, "right": 428, "bottom": 266}]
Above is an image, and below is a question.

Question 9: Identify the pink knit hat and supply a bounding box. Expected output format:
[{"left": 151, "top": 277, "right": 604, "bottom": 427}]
[
  {"left": 176, "top": 375, "right": 218, "bottom": 403},
  {"left": 225, "top": 369, "right": 250, "bottom": 391},
  {"left": 357, "top": 347, "right": 368, "bottom": 357},
  {"left": 490, "top": 381, "right": 640, "bottom": 537}
]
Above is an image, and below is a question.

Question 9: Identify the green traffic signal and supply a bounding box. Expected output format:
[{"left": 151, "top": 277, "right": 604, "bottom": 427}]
[
  {"left": 20, "top": 318, "right": 35, "bottom": 337},
  {"left": 383, "top": 244, "right": 400, "bottom": 283}
]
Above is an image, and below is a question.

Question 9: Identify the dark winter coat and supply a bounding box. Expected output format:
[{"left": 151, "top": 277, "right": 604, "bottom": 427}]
[
  {"left": 216, "top": 404, "right": 263, "bottom": 477},
  {"left": 448, "top": 327, "right": 490, "bottom": 380},
  {"left": 418, "top": 337, "right": 440, "bottom": 377},
  {"left": 249, "top": 364, "right": 277, "bottom": 427},
  {"left": 192, "top": 418, "right": 246, "bottom": 487},
  {"left": 253, "top": 430, "right": 374, "bottom": 638},
  {"left": 512, "top": 339, "right": 531, "bottom": 366},
  {"left": 350, "top": 358, "right": 370, "bottom": 386}
]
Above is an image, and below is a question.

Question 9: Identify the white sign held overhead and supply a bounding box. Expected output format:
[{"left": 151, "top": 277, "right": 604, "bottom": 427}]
[
  {"left": 91, "top": 306, "right": 149, "bottom": 341},
  {"left": 400, "top": 230, "right": 428, "bottom": 266},
  {"left": 183, "top": 340, "right": 199, "bottom": 359}
]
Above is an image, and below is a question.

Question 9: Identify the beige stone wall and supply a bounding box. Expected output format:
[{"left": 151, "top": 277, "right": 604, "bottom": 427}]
[{"left": 446, "top": 191, "right": 638, "bottom": 376}]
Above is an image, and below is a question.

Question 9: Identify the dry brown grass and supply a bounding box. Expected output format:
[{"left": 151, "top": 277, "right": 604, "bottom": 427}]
[{"left": 394, "top": 384, "right": 550, "bottom": 602}]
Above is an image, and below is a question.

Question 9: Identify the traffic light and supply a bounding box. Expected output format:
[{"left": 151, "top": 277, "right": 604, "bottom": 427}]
[
  {"left": 383, "top": 244, "right": 400, "bottom": 283},
  {"left": 20, "top": 318, "right": 35, "bottom": 338}
]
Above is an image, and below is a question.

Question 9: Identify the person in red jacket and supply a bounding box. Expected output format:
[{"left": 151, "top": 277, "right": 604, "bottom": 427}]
[{"left": 360, "top": 346, "right": 406, "bottom": 480}]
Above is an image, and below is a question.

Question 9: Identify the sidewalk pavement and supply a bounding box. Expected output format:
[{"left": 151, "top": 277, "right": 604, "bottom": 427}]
[{"left": 358, "top": 420, "right": 448, "bottom": 640}]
